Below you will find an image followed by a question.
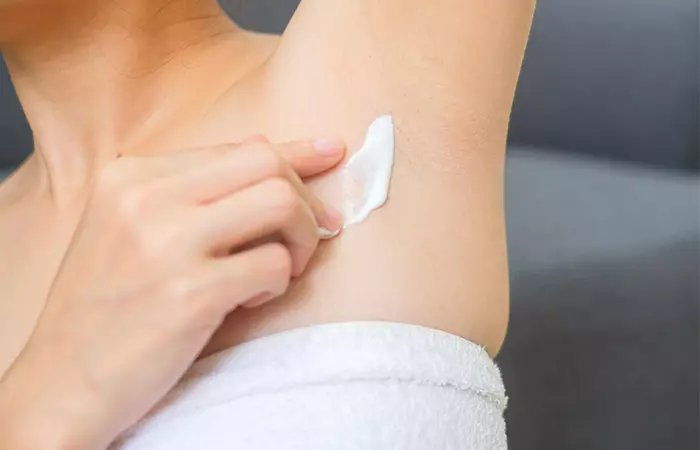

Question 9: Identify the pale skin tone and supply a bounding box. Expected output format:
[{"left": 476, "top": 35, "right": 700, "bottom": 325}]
[
  {"left": 0, "top": 0, "right": 535, "bottom": 447},
  {"left": 0, "top": 138, "right": 347, "bottom": 449}
]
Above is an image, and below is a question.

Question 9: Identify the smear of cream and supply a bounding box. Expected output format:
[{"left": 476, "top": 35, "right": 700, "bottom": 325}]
[{"left": 314, "top": 115, "right": 395, "bottom": 238}]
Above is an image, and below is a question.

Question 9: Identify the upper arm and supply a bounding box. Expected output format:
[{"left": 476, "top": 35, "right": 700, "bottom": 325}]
[
  {"left": 272, "top": 0, "right": 536, "bottom": 165},
  {"left": 229, "top": 0, "right": 536, "bottom": 355}
]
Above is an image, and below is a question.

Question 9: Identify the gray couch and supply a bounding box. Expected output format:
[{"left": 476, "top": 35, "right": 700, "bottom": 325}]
[{"left": 1, "top": 0, "right": 698, "bottom": 449}]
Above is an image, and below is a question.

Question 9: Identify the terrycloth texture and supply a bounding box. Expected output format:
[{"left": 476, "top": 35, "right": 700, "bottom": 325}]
[{"left": 111, "top": 322, "right": 507, "bottom": 450}]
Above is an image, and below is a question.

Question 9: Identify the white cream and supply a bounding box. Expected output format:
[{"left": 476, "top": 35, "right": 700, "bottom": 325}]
[{"left": 314, "top": 115, "right": 395, "bottom": 238}]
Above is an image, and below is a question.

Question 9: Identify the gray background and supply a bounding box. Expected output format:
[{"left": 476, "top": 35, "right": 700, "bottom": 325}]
[{"left": 1, "top": 1, "right": 698, "bottom": 449}]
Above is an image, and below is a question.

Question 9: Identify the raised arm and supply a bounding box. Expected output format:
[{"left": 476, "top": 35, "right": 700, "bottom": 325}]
[{"left": 214, "top": 0, "right": 537, "bottom": 356}]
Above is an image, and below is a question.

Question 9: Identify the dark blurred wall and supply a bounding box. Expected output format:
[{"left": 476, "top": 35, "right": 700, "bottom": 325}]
[
  {"left": 1, "top": 0, "right": 698, "bottom": 170},
  {"left": 0, "top": 58, "right": 31, "bottom": 168},
  {"left": 508, "top": 0, "right": 699, "bottom": 172}
]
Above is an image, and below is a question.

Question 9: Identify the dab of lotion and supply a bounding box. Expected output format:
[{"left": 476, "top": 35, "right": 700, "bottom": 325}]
[{"left": 316, "top": 115, "right": 395, "bottom": 238}]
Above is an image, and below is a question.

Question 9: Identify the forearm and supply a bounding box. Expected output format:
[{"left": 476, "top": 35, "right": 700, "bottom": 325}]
[
  {"left": 0, "top": 351, "right": 102, "bottom": 450},
  {"left": 0, "top": 406, "right": 78, "bottom": 450}
]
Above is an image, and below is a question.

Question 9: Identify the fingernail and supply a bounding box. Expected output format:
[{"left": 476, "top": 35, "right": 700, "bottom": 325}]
[
  {"left": 321, "top": 203, "right": 344, "bottom": 236},
  {"left": 313, "top": 138, "right": 345, "bottom": 156},
  {"left": 319, "top": 227, "right": 341, "bottom": 240}
]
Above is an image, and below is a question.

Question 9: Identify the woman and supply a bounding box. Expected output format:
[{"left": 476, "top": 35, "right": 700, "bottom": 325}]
[{"left": 0, "top": 0, "right": 535, "bottom": 448}]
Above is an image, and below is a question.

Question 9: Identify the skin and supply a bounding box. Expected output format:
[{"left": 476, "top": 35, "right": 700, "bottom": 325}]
[
  {"left": 0, "top": 139, "right": 346, "bottom": 450},
  {"left": 0, "top": 0, "right": 535, "bottom": 447}
]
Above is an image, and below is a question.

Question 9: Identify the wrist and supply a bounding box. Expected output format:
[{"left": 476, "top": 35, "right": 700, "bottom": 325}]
[
  {"left": 0, "top": 352, "right": 104, "bottom": 450},
  {"left": 0, "top": 413, "right": 78, "bottom": 450},
  {"left": 0, "top": 385, "right": 78, "bottom": 450}
]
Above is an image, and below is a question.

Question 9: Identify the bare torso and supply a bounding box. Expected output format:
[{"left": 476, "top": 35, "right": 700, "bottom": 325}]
[{"left": 0, "top": 0, "right": 535, "bottom": 377}]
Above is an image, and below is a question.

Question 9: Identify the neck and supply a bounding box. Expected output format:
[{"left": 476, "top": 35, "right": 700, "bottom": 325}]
[{"left": 1, "top": 0, "right": 244, "bottom": 200}]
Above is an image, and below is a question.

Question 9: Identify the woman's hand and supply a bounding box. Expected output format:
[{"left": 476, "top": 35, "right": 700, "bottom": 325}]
[{"left": 0, "top": 137, "right": 345, "bottom": 450}]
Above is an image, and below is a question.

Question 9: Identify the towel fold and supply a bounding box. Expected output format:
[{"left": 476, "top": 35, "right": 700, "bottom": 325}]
[{"left": 112, "top": 321, "right": 507, "bottom": 450}]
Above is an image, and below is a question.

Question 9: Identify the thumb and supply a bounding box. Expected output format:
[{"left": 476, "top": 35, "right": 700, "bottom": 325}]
[{"left": 247, "top": 136, "right": 346, "bottom": 178}]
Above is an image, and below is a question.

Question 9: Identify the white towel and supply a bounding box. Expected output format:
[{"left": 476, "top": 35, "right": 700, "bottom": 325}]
[{"left": 111, "top": 322, "right": 508, "bottom": 450}]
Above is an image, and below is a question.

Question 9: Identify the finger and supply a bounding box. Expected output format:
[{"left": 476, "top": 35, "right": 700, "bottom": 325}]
[
  {"left": 153, "top": 136, "right": 344, "bottom": 196},
  {"left": 271, "top": 139, "right": 346, "bottom": 178},
  {"left": 161, "top": 142, "right": 344, "bottom": 232},
  {"left": 273, "top": 151, "right": 344, "bottom": 234},
  {"left": 187, "top": 243, "right": 292, "bottom": 319},
  {"left": 192, "top": 178, "right": 320, "bottom": 276},
  {"left": 134, "top": 136, "right": 344, "bottom": 184}
]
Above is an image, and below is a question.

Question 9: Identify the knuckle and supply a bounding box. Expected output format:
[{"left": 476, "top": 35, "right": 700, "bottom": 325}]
[
  {"left": 257, "top": 243, "right": 292, "bottom": 291},
  {"left": 162, "top": 276, "right": 199, "bottom": 302},
  {"left": 265, "top": 178, "right": 300, "bottom": 221},
  {"left": 97, "top": 166, "right": 154, "bottom": 220},
  {"left": 254, "top": 144, "right": 286, "bottom": 177},
  {"left": 131, "top": 223, "right": 167, "bottom": 260},
  {"left": 114, "top": 187, "right": 151, "bottom": 219},
  {"left": 98, "top": 160, "right": 166, "bottom": 221}
]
